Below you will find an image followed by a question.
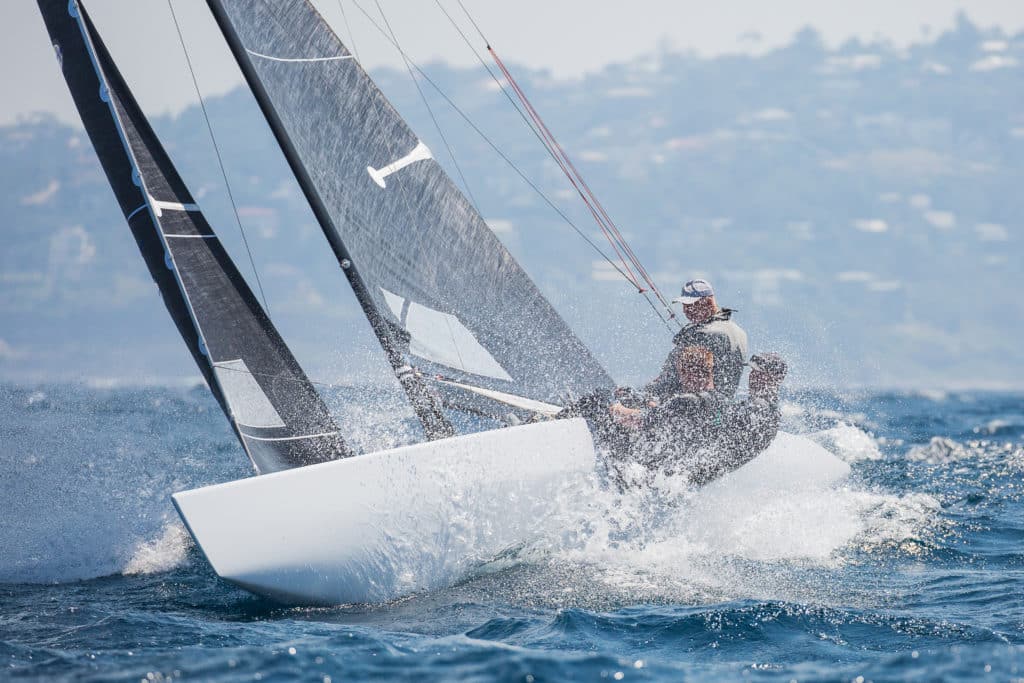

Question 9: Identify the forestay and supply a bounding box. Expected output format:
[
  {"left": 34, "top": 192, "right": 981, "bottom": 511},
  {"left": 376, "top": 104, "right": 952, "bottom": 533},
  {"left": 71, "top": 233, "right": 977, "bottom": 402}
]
[
  {"left": 207, "top": 0, "right": 614, "bottom": 407},
  {"left": 39, "top": 0, "right": 350, "bottom": 473}
]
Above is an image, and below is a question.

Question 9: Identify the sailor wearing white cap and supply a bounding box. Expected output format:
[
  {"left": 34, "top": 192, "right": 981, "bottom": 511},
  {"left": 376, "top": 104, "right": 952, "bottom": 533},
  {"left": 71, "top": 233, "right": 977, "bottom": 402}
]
[{"left": 645, "top": 278, "right": 748, "bottom": 400}]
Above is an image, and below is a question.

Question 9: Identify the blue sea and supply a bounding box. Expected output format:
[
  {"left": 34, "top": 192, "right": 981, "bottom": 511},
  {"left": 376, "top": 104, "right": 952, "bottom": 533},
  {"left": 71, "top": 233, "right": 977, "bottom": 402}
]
[{"left": 2, "top": 383, "right": 1023, "bottom": 681}]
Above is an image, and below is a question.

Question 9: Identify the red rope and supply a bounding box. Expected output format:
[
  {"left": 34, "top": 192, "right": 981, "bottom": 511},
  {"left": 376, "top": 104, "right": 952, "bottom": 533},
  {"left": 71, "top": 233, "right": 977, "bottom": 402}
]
[
  {"left": 487, "top": 48, "right": 644, "bottom": 291},
  {"left": 488, "top": 46, "right": 674, "bottom": 307}
]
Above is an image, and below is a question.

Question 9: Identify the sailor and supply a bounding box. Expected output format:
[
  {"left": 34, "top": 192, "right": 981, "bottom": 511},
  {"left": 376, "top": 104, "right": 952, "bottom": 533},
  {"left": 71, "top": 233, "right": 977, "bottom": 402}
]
[
  {"left": 624, "top": 346, "right": 725, "bottom": 478},
  {"left": 560, "top": 347, "right": 785, "bottom": 489},
  {"left": 603, "top": 349, "right": 787, "bottom": 486},
  {"left": 645, "top": 278, "right": 748, "bottom": 401},
  {"left": 686, "top": 352, "right": 788, "bottom": 485},
  {"left": 583, "top": 346, "right": 721, "bottom": 487}
]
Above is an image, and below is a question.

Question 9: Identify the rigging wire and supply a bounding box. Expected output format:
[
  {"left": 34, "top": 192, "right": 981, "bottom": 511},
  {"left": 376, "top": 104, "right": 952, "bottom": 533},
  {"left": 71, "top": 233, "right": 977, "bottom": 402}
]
[
  {"left": 372, "top": 0, "right": 482, "bottom": 215},
  {"left": 441, "top": 0, "right": 646, "bottom": 293},
  {"left": 432, "top": 0, "right": 548, "bottom": 166},
  {"left": 432, "top": 3, "right": 680, "bottom": 332},
  {"left": 455, "top": 6, "right": 677, "bottom": 322},
  {"left": 441, "top": 2, "right": 679, "bottom": 327},
  {"left": 345, "top": 1, "right": 643, "bottom": 299},
  {"left": 335, "top": 0, "right": 364, "bottom": 63},
  {"left": 166, "top": 1, "right": 271, "bottom": 317},
  {"left": 487, "top": 49, "right": 645, "bottom": 291}
]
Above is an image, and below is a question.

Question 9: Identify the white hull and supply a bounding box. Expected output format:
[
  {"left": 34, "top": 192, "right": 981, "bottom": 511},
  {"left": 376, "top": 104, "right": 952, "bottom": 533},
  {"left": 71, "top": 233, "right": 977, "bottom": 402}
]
[
  {"left": 172, "top": 418, "right": 596, "bottom": 605},
  {"left": 701, "top": 431, "right": 851, "bottom": 496},
  {"left": 174, "top": 422, "right": 849, "bottom": 606},
  {"left": 683, "top": 431, "right": 853, "bottom": 560}
]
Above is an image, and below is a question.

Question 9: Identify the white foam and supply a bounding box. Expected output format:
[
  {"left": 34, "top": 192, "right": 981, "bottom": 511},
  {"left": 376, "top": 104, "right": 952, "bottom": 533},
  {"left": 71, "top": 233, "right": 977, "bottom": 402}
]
[
  {"left": 24, "top": 390, "right": 48, "bottom": 407},
  {"left": 908, "top": 436, "right": 1024, "bottom": 465},
  {"left": 976, "top": 419, "right": 1012, "bottom": 435},
  {"left": 808, "top": 422, "right": 883, "bottom": 462},
  {"left": 846, "top": 490, "right": 941, "bottom": 552},
  {"left": 908, "top": 436, "right": 971, "bottom": 463},
  {"left": 524, "top": 434, "right": 938, "bottom": 606},
  {"left": 530, "top": 479, "right": 940, "bottom": 607},
  {"left": 123, "top": 522, "right": 192, "bottom": 576}
]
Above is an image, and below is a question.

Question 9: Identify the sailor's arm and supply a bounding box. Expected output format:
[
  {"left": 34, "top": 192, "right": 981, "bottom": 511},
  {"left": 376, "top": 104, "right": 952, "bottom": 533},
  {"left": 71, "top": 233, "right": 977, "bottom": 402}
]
[{"left": 608, "top": 401, "right": 643, "bottom": 429}]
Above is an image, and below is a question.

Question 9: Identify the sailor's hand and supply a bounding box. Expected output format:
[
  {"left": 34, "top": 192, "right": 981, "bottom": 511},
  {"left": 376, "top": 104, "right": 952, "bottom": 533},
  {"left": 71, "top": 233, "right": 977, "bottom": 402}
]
[{"left": 609, "top": 402, "right": 642, "bottom": 429}]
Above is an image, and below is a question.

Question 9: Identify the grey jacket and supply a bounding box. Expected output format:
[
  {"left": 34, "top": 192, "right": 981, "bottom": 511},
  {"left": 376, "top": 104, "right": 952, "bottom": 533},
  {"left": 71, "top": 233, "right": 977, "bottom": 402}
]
[
  {"left": 645, "top": 309, "right": 748, "bottom": 400},
  {"left": 632, "top": 391, "right": 780, "bottom": 485},
  {"left": 631, "top": 391, "right": 725, "bottom": 475},
  {"left": 687, "top": 394, "right": 781, "bottom": 485}
]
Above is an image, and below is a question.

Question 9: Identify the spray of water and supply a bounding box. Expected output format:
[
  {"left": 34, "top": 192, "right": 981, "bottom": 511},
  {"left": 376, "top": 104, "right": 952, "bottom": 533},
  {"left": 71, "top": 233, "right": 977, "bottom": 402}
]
[{"left": 1, "top": 384, "right": 942, "bottom": 609}]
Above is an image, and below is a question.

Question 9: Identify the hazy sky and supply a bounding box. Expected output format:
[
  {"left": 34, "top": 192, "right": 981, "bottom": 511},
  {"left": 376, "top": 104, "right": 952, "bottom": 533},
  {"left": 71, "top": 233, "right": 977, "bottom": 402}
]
[{"left": 3, "top": 0, "right": 1024, "bottom": 125}]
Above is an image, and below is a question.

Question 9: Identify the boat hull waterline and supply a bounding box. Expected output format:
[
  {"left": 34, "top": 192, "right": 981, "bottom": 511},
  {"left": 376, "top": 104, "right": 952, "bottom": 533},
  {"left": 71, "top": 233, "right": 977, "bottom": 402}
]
[{"left": 173, "top": 420, "right": 849, "bottom": 605}]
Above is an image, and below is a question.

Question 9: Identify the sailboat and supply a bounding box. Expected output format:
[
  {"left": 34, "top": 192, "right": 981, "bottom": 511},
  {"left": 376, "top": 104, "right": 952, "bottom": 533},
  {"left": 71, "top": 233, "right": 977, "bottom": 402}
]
[{"left": 39, "top": 0, "right": 849, "bottom": 605}]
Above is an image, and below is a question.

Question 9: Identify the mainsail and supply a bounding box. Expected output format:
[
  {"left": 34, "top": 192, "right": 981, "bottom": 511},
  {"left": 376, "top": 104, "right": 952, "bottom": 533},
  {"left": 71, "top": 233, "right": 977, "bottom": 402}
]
[
  {"left": 206, "top": 0, "right": 615, "bottom": 424},
  {"left": 39, "top": 0, "right": 351, "bottom": 473}
]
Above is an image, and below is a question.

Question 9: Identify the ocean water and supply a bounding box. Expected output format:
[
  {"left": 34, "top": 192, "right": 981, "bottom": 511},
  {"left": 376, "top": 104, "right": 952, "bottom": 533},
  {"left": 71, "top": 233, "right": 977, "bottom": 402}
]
[{"left": 2, "top": 383, "right": 1023, "bottom": 682}]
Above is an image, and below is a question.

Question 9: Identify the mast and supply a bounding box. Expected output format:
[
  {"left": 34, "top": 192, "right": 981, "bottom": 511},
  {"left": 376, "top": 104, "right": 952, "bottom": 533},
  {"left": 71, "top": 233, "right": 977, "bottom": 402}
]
[{"left": 205, "top": 0, "right": 454, "bottom": 440}]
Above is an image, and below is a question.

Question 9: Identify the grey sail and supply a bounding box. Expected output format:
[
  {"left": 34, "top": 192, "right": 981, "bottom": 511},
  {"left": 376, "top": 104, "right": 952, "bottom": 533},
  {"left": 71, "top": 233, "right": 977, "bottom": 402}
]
[
  {"left": 206, "top": 0, "right": 614, "bottom": 419},
  {"left": 38, "top": 0, "right": 351, "bottom": 472}
]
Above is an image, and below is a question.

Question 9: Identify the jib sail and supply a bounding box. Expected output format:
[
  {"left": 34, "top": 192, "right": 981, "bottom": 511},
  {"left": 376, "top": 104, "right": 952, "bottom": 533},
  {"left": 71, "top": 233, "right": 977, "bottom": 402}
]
[{"left": 38, "top": 0, "right": 351, "bottom": 472}]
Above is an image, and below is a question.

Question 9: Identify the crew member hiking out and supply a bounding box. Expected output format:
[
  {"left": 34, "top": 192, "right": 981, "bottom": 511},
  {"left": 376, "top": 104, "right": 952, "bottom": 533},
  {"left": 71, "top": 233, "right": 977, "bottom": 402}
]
[
  {"left": 627, "top": 346, "right": 725, "bottom": 478},
  {"left": 645, "top": 278, "right": 748, "bottom": 400},
  {"left": 582, "top": 346, "right": 725, "bottom": 488},
  {"left": 686, "top": 351, "right": 788, "bottom": 485},
  {"left": 563, "top": 347, "right": 789, "bottom": 490}
]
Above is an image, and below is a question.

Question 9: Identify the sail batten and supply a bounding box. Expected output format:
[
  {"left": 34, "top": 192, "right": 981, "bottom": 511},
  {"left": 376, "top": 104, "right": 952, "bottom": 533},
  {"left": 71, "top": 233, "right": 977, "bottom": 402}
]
[
  {"left": 246, "top": 49, "right": 354, "bottom": 63},
  {"left": 207, "top": 0, "right": 614, "bottom": 416},
  {"left": 39, "top": 0, "right": 351, "bottom": 472}
]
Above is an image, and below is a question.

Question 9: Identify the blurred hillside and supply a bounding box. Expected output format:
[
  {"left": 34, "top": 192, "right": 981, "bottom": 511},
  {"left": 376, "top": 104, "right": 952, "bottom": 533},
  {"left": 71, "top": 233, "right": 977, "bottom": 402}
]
[{"left": 1, "top": 15, "right": 1021, "bottom": 389}]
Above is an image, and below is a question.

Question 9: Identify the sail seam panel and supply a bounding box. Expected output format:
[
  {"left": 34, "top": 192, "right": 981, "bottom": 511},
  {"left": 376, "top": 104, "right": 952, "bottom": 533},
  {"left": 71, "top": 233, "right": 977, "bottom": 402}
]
[
  {"left": 228, "top": 0, "right": 609, "bottom": 399},
  {"left": 246, "top": 48, "right": 353, "bottom": 63},
  {"left": 71, "top": 5, "right": 219, "bottom": 382},
  {"left": 207, "top": 0, "right": 457, "bottom": 440},
  {"left": 245, "top": 7, "right": 585, "bottom": 397},
  {"left": 43, "top": 0, "right": 231, "bottom": 427}
]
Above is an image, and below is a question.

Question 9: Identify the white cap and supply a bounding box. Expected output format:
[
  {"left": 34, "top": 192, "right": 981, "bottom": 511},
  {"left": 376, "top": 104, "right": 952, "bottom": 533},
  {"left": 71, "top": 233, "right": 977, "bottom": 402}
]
[{"left": 671, "top": 279, "right": 714, "bottom": 305}]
